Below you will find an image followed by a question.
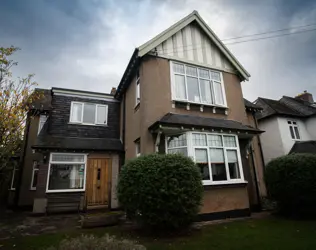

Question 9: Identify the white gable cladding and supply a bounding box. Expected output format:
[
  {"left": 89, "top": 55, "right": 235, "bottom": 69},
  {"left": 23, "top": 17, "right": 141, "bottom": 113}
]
[{"left": 154, "top": 22, "right": 234, "bottom": 72}]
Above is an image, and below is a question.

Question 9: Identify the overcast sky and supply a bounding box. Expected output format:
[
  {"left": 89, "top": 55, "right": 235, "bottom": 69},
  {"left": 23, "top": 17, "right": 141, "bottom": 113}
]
[{"left": 1, "top": 0, "right": 315, "bottom": 101}]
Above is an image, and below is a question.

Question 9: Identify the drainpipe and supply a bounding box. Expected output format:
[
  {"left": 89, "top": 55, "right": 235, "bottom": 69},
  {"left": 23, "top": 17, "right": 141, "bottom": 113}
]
[
  {"left": 253, "top": 112, "right": 266, "bottom": 173},
  {"left": 250, "top": 145, "right": 262, "bottom": 211}
]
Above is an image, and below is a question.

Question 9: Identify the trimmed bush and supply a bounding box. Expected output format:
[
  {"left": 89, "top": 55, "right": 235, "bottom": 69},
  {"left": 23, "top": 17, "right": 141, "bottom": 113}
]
[
  {"left": 45, "top": 234, "right": 146, "bottom": 250},
  {"left": 117, "top": 154, "right": 203, "bottom": 229},
  {"left": 265, "top": 153, "right": 316, "bottom": 217}
]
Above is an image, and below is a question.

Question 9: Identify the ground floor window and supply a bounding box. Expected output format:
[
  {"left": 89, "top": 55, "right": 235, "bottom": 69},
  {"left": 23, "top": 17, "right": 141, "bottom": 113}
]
[
  {"left": 30, "top": 161, "right": 39, "bottom": 190},
  {"left": 47, "top": 153, "right": 87, "bottom": 192},
  {"left": 10, "top": 166, "right": 19, "bottom": 190},
  {"left": 166, "top": 132, "right": 244, "bottom": 185}
]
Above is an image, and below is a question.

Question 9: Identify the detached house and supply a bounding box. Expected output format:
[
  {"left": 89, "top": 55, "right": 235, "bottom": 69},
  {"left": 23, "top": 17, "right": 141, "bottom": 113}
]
[
  {"left": 116, "top": 11, "right": 266, "bottom": 218},
  {"left": 255, "top": 91, "right": 316, "bottom": 164},
  {"left": 13, "top": 11, "right": 266, "bottom": 219}
]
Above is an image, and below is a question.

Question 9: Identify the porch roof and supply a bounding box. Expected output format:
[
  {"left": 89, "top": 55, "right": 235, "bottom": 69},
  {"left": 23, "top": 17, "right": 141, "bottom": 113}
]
[
  {"left": 149, "top": 113, "right": 262, "bottom": 134},
  {"left": 32, "top": 136, "right": 124, "bottom": 152}
]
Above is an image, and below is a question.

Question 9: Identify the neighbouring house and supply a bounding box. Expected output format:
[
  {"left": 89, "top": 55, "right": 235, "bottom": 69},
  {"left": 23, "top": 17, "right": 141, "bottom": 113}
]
[
  {"left": 14, "top": 11, "right": 267, "bottom": 219},
  {"left": 13, "top": 87, "right": 123, "bottom": 213},
  {"left": 115, "top": 11, "right": 266, "bottom": 219},
  {"left": 255, "top": 90, "right": 316, "bottom": 164}
]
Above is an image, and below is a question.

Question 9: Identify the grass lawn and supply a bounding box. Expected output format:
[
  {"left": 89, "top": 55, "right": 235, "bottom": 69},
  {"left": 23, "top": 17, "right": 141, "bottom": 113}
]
[{"left": 1, "top": 217, "right": 316, "bottom": 250}]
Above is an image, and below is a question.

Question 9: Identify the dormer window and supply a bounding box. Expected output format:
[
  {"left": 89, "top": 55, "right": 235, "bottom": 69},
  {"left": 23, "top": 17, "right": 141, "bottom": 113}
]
[
  {"left": 70, "top": 102, "right": 108, "bottom": 126},
  {"left": 288, "top": 120, "right": 300, "bottom": 140},
  {"left": 170, "top": 61, "right": 226, "bottom": 107}
]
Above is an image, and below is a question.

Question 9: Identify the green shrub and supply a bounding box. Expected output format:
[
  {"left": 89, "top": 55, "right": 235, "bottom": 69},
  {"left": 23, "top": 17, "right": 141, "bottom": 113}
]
[
  {"left": 117, "top": 154, "right": 203, "bottom": 229},
  {"left": 265, "top": 153, "right": 316, "bottom": 217},
  {"left": 45, "top": 234, "right": 146, "bottom": 250}
]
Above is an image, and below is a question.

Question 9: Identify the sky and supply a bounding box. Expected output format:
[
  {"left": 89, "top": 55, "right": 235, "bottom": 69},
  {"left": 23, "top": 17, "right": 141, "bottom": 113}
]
[{"left": 1, "top": 0, "right": 316, "bottom": 101}]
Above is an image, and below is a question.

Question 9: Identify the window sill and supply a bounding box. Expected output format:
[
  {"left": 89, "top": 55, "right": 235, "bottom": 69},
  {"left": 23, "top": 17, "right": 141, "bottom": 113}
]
[
  {"left": 173, "top": 99, "right": 228, "bottom": 109},
  {"left": 203, "top": 181, "right": 248, "bottom": 189},
  {"left": 46, "top": 189, "right": 85, "bottom": 193},
  {"left": 30, "top": 188, "right": 36, "bottom": 191},
  {"left": 68, "top": 122, "right": 108, "bottom": 127}
]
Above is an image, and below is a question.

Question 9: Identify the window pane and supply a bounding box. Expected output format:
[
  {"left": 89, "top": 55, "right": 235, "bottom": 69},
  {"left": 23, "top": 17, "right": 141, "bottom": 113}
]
[
  {"left": 208, "top": 135, "right": 223, "bottom": 147},
  {"left": 71, "top": 103, "right": 82, "bottom": 122},
  {"left": 83, "top": 104, "right": 96, "bottom": 124},
  {"left": 211, "top": 71, "right": 221, "bottom": 81},
  {"left": 229, "top": 162, "right": 241, "bottom": 179},
  {"left": 167, "top": 134, "right": 187, "bottom": 148},
  {"left": 173, "top": 63, "right": 184, "bottom": 74},
  {"left": 287, "top": 121, "right": 292, "bottom": 124},
  {"left": 195, "top": 148, "right": 208, "bottom": 162},
  {"left": 211, "top": 163, "right": 227, "bottom": 181},
  {"left": 198, "top": 68, "right": 210, "bottom": 79},
  {"left": 213, "top": 81, "right": 224, "bottom": 105},
  {"left": 223, "top": 136, "right": 236, "bottom": 147},
  {"left": 294, "top": 127, "right": 300, "bottom": 139},
  {"left": 38, "top": 115, "right": 47, "bottom": 134},
  {"left": 186, "top": 65, "right": 197, "bottom": 76},
  {"left": 289, "top": 126, "right": 295, "bottom": 139},
  {"left": 200, "top": 79, "right": 213, "bottom": 104},
  {"left": 174, "top": 75, "right": 187, "bottom": 99},
  {"left": 187, "top": 77, "right": 200, "bottom": 102},
  {"left": 168, "top": 148, "right": 187, "bottom": 156},
  {"left": 32, "top": 169, "right": 38, "bottom": 188},
  {"left": 192, "top": 133, "right": 207, "bottom": 146},
  {"left": 96, "top": 105, "right": 107, "bottom": 124},
  {"left": 227, "top": 150, "right": 238, "bottom": 162},
  {"left": 48, "top": 164, "right": 85, "bottom": 190},
  {"left": 52, "top": 154, "right": 85, "bottom": 162},
  {"left": 12, "top": 169, "right": 19, "bottom": 189},
  {"left": 210, "top": 148, "right": 224, "bottom": 162},
  {"left": 195, "top": 148, "right": 210, "bottom": 180}
]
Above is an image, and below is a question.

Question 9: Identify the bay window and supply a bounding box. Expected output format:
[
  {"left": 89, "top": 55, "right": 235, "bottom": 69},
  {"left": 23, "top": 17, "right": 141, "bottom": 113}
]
[
  {"left": 171, "top": 61, "right": 226, "bottom": 106},
  {"left": 70, "top": 102, "right": 108, "bottom": 125},
  {"left": 47, "top": 153, "right": 86, "bottom": 192},
  {"left": 166, "top": 132, "right": 244, "bottom": 185}
]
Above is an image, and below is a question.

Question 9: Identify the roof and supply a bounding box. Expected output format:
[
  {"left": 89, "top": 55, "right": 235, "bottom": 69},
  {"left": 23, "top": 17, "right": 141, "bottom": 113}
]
[
  {"left": 244, "top": 98, "right": 263, "bottom": 111},
  {"left": 280, "top": 96, "right": 316, "bottom": 116},
  {"left": 115, "top": 11, "right": 250, "bottom": 99},
  {"left": 255, "top": 97, "right": 304, "bottom": 120},
  {"left": 149, "top": 113, "right": 262, "bottom": 133},
  {"left": 33, "top": 136, "right": 124, "bottom": 152},
  {"left": 30, "top": 88, "right": 52, "bottom": 111},
  {"left": 289, "top": 141, "right": 316, "bottom": 154}
]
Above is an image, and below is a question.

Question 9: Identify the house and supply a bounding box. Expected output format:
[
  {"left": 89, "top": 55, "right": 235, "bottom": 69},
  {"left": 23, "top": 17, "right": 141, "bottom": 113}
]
[
  {"left": 115, "top": 11, "right": 266, "bottom": 219},
  {"left": 13, "top": 87, "right": 123, "bottom": 213},
  {"left": 255, "top": 90, "right": 316, "bottom": 164},
  {"left": 13, "top": 11, "right": 266, "bottom": 219}
]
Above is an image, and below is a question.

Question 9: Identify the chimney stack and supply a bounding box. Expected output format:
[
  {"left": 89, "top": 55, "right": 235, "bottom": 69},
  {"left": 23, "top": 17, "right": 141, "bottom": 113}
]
[
  {"left": 110, "top": 87, "right": 117, "bottom": 96},
  {"left": 295, "top": 90, "right": 314, "bottom": 103}
]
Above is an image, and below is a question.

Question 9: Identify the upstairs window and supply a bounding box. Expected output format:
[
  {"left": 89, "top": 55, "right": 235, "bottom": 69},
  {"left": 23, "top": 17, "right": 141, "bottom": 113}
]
[
  {"left": 38, "top": 115, "right": 47, "bottom": 135},
  {"left": 135, "top": 138, "right": 141, "bottom": 157},
  {"left": 70, "top": 102, "right": 108, "bottom": 125},
  {"left": 136, "top": 70, "right": 140, "bottom": 106},
  {"left": 288, "top": 120, "right": 300, "bottom": 140},
  {"left": 171, "top": 61, "right": 226, "bottom": 106}
]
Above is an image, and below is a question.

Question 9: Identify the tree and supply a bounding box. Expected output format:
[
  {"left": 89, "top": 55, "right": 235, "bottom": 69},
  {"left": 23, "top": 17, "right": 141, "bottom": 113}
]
[{"left": 0, "top": 46, "right": 41, "bottom": 189}]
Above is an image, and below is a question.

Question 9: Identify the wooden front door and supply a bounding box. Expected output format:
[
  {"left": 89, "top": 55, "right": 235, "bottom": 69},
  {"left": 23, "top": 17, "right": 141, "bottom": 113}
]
[{"left": 86, "top": 158, "right": 111, "bottom": 208}]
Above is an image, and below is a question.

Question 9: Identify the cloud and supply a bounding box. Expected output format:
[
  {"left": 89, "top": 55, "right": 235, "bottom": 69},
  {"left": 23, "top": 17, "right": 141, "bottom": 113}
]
[{"left": 0, "top": 0, "right": 315, "bottom": 100}]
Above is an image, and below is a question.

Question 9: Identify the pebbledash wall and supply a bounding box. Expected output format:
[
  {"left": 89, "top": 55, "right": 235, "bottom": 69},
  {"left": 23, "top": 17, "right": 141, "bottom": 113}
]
[{"left": 122, "top": 55, "right": 264, "bottom": 215}]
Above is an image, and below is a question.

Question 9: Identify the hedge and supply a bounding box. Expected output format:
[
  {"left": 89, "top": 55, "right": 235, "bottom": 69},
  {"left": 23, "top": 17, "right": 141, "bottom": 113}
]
[{"left": 117, "top": 153, "right": 203, "bottom": 229}]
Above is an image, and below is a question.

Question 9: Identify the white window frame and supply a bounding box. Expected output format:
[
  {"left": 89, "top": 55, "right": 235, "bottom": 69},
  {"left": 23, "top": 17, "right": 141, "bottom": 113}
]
[
  {"left": 165, "top": 132, "right": 245, "bottom": 186},
  {"left": 38, "top": 115, "right": 47, "bottom": 135},
  {"left": 69, "top": 102, "right": 108, "bottom": 126},
  {"left": 170, "top": 61, "right": 227, "bottom": 107},
  {"left": 30, "top": 161, "right": 39, "bottom": 190},
  {"left": 287, "top": 120, "right": 301, "bottom": 140},
  {"left": 46, "top": 153, "right": 87, "bottom": 193},
  {"left": 10, "top": 166, "right": 18, "bottom": 190},
  {"left": 135, "top": 139, "right": 141, "bottom": 157},
  {"left": 135, "top": 70, "right": 140, "bottom": 107}
]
